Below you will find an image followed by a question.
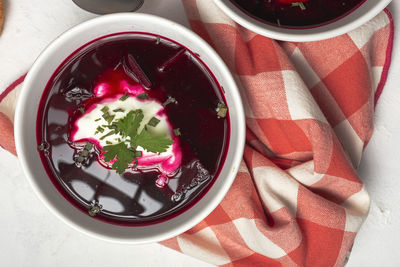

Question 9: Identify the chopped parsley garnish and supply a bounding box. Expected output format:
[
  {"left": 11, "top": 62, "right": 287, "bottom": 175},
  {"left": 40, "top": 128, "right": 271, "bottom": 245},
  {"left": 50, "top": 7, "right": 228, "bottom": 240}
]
[
  {"left": 132, "top": 127, "right": 173, "bottom": 153},
  {"left": 100, "top": 130, "right": 116, "bottom": 140},
  {"left": 102, "top": 113, "right": 115, "bottom": 125},
  {"left": 100, "top": 109, "right": 173, "bottom": 174},
  {"left": 119, "top": 93, "right": 129, "bottom": 101},
  {"left": 162, "top": 96, "right": 177, "bottom": 107},
  {"left": 75, "top": 142, "right": 93, "bottom": 164},
  {"left": 132, "top": 159, "right": 138, "bottom": 169},
  {"left": 113, "top": 61, "right": 122, "bottom": 71},
  {"left": 148, "top": 117, "right": 160, "bottom": 127},
  {"left": 174, "top": 128, "right": 181, "bottom": 136},
  {"left": 77, "top": 155, "right": 85, "bottom": 163},
  {"left": 217, "top": 103, "right": 228, "bottom": 118},
  {"left": 88, "top": 204, "right": 102, "bottom": 217},
  {"left": 85, "top": 142, "right": 94, "bottom": 150},
  {"left": 102, "top": 142, "right": 136, "bottom": 174},
  {"left": 79, "top": 107, "right": 85, "bottom": 114},
  {"left": 95, "top": 118, "right": 101, "bottom": 122},
  {"left": 95, "top": 126, "right": 105, "bottom": 135},
  {"left": 291, "top": 2, "right": 306, "bottom": 10},
  {"left": 156, "top": 36, "right": 161, "bottom": 44},
  {"left": 113, "top": 108, "right": 125, "bottom": 113},
  {"left": 117, "top": 110, "right": 143, "bottom": 138},
  {"left": 137, "top": 92, "right": 149, "bottom": 100},
  {"left": 101, "top": 106, "right": 115, "bottom": 124}
]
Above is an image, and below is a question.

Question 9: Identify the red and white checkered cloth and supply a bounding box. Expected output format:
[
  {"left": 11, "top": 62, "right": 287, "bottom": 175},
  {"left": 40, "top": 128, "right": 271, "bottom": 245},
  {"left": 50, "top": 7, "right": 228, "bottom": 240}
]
[{"left": 0, "top": 0, "right": 394, "bottom": 266}]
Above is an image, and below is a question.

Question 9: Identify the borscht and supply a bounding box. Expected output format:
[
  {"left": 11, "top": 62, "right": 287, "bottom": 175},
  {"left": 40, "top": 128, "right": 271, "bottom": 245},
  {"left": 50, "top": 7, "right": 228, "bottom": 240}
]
[
  {"left": 37, "top": 33, "right": 230, "bottom": 225},
  {"left": 230, "top": 0, "right": 366, "bottom": 28}
]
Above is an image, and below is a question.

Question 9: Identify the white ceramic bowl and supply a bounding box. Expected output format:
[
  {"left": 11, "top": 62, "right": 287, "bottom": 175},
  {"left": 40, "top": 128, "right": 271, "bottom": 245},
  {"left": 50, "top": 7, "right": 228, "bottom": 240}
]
[
  {"left": 14, "top": 13, "right": 245, "bottom": 244},
  {"left": 214, "top": 0, "right": 392, "bottom": 42}
]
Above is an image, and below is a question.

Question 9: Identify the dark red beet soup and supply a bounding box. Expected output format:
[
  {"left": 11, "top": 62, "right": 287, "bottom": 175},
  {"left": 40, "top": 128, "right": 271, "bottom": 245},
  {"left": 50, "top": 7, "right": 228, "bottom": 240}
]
[
  {"left": 37, "top": 33, "right": 230, "bottom": 225},
  {"left": 230, "top": 0, "right": 366, "bottom": 28}
]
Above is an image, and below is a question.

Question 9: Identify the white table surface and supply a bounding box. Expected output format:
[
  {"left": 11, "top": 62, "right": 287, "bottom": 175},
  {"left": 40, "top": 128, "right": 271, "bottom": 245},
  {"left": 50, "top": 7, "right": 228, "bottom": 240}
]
[{"left": 0, "top": 0, "right": 398, "bottom": 266}]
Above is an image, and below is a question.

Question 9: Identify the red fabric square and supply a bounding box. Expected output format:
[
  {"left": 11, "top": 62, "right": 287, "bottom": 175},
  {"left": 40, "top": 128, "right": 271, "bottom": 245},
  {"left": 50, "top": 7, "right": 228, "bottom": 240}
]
[
  {"left": 297, "top": 186, "right": 346, "bottom": 230},
  {"left": 235, "top": 35, "right": 281, "bottom": 75},
  {"left": 220, "top": 170, "right": 265, "bottom": 221},
  {"left": 322, "top": 51, "right": 372, "bottom": 118},
  {"left": 325, "top": 137, "right": 360, "bottom": 183},
  {"left": 239, "top": 72, "right": 290, "bottom": 120},
  {"left": 204, "top": 205, "right": 233, "bottom": 226},
  {"left": 227, "top": 253, "right": 282, "bottom": 267},
  {"left": 310, "top": 82, "right": 346, "bottom": 127},
  {"left": 256, "top": 118, "right": 312, "bottom": 157},
  {"left": 204, "top": 23, "right": 238, "bottom": 71},
  {"left": 298, "top": 34, "right": 359, "bottom": 78},
  {"left": 289, "top": 218, "right": 344, "bottom": 267}
]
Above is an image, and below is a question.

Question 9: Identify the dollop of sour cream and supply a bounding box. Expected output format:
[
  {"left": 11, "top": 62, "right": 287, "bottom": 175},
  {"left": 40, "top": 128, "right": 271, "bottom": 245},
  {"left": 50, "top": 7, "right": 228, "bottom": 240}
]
[{"left": 70, "top": 81, "right": 182, "bottom": 187}]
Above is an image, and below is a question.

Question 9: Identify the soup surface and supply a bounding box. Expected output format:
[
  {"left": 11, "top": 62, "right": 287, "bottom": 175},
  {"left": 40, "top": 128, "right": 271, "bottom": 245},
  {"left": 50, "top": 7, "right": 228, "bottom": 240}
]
[
  {"left": 37, "top": 33, "right": 230, "bottom": 225},
  {"left": 230, "top": 0, "right": 366, "bottom": 28}
]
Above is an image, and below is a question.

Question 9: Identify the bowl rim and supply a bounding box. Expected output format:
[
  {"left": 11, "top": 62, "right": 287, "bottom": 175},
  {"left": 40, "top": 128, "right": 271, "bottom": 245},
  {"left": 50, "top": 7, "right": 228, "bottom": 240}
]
[
  {"left": 213, "top": 0, "right": 393, "bottom": 42},
  {"left": 14, "top": 13, "right": 246, "bottom": 244}
]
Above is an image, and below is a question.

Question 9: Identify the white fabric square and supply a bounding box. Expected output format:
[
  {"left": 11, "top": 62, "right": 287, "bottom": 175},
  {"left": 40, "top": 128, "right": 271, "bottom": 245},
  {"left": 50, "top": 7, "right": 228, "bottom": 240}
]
[
  {"left": 233, "top": 218, "right": 287, "bottom": 259},
  {"left": 289, "top": 47, "right": 321, "bottom": 88},
  {"left": 197, "top": 0, "right": 235, "bottom": 26},
  {"left": 253, "top": 165, "right": 299, "bottom": 215},
  {"left": 334, "top": 119, "right": 364, "bottom": 167},
  {"left": 177, "top": 227, "right": 231, "bottom": 265},
  {"left": 283, "top": 70, "right": 327, "bottom": 123}
]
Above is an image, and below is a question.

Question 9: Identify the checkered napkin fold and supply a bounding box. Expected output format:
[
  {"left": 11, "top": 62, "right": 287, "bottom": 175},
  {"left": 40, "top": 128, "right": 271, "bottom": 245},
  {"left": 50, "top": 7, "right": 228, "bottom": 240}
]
[{"left": 0, "top": 0, "right": 394, "bottom": 266}]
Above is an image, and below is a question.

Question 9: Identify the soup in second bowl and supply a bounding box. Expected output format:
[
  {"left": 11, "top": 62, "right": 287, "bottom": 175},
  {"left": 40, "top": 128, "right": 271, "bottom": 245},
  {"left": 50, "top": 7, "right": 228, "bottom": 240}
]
[{"left": 230, "top": 0, "right": 366, "bottom": 28}]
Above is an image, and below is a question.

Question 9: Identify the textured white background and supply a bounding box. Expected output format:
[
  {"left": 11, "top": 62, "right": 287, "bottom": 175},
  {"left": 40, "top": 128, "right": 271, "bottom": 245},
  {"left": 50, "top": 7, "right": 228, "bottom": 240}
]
[{"left": 0, "top": 0, "right": 398, "bottom": 266}]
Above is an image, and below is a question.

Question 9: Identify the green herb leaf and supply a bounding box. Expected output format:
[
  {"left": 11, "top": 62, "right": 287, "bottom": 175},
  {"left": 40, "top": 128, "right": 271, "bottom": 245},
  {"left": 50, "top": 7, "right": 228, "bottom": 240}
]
[
  {"left": 148, "top": 117, "right": 160, "bottom": 127},
  {"left": 85, "top": 142, "right": 94, "bottom": 150},
  {"left": 137, "top": 93, "right": 149, "bottom": 100},
  {"left": 102, "top": 142, "right": 136, "bottom": 174},
  {"left": 291, "top": 2, "right": 306, "bottom": 10},
  {"left": 174, "top": 128, "right": 181, "bottom": 136},
  {"left": 77, "top": 155, "right": 85, "bottom": 163},
  {"left": 162, "top": 96, "right": 177, "bottom": 107},
  {"left": 132, "top": 159, "right": 138, "bottom": 169},
  {"left": 113, "top": 61, "right": 122, "bottom": 71},
  {"left": 95, "top": 126, "right": 105, "bottom": 135},
  {"left": 100, "top": 130, "right": 116, "bottom": 140},
  {"left": 119, "top": 93, "right": 129, "bottom": 101},
  {"left": 100, "top": 108, "right": 174, "bottom": 174},
  {"left": 101, "top": 106, "right": 109, "bottom": 113},
  {"left": 102, "top": 112, "right": 115, "bottom": 125},
  {"left": 79, "top": 107, "right": 85, "bottom": 114},
  {"left": 88, "top": 204, "right": 102, "bottom": 217},
  {"left": 217, "top": 103, "right": 228, "bottom": 118},
  {"left": 132, "top": 128, "right": 173, "bottom": 153},
  {"left": 117, "top": 110, "right": 144, "bottom": 138}
]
